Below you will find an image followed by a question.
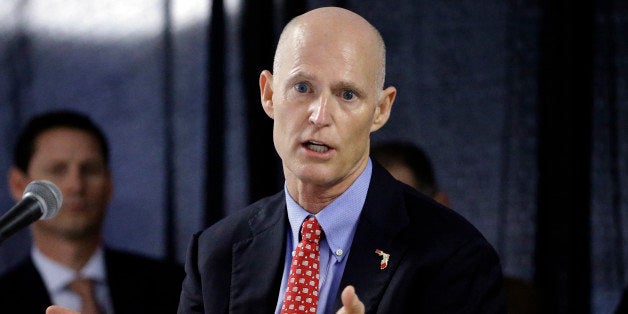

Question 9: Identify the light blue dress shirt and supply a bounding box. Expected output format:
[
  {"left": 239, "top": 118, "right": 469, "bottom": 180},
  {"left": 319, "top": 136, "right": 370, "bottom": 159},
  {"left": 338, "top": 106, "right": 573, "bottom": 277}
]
[
  {"left": 275, "top": 159, "right": 372, "bottom": 314},
  {"left": 32, "top": 246, "right": 114, "bottom": 313}
]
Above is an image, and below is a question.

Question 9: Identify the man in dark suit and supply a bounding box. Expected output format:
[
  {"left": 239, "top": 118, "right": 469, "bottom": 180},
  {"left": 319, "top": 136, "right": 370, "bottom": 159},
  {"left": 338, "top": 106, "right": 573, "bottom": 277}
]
[
  {"left": 176, "top": 6, "right": 505, "bottom": 314},
  {"left": 0, "top": 110, "right": 184, "bottom": 313}
]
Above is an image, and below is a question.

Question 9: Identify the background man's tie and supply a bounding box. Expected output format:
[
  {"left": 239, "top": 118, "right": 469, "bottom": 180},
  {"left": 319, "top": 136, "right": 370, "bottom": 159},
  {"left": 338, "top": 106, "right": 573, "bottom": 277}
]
[
  {"left": 68, "top": 277, "right": 103, "bottom": 314},
  {"left": 281, "top": 216, "right": 323, "bottom": 313}
]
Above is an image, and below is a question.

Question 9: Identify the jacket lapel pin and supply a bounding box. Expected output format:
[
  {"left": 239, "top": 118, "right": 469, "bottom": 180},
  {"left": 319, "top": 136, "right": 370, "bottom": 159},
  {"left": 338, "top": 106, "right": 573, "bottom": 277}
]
[{"left": 374, "top": 249, "right": 390, "bottom": 270}]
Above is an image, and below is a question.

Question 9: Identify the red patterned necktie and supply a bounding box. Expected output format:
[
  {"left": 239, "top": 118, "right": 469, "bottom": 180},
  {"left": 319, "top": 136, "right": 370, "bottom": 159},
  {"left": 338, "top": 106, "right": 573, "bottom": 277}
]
[{"left": 281, "top": 216, "right": 323, "bottom": 313}]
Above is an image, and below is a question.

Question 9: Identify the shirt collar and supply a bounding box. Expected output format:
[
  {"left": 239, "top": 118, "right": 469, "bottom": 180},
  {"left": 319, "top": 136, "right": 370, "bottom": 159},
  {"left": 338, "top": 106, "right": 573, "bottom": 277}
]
[
  {"left": 285, "top": 159, "right": 372, "bottom": 262},
  {"left": 32, "top": 246, "right": 107, "bottom": 292}
]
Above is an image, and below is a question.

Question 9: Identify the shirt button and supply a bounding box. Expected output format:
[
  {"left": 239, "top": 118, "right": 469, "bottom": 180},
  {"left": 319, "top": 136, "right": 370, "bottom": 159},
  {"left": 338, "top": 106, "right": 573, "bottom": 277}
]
[{"left": 335, "top": 249, "right": 343, "bottom": 256}]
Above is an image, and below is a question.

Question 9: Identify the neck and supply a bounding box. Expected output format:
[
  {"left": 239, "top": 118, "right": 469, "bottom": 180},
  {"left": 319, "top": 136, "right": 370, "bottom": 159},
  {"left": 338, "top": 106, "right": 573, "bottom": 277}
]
[
  {"left": 32, "top": 231, "right": 101, "bottom": 271},
  {"left": 289, "top": 186, "right": 341, "bottom": 214},
  {"left": 286, "top": 170, "right": 364, "bottom": 214}
]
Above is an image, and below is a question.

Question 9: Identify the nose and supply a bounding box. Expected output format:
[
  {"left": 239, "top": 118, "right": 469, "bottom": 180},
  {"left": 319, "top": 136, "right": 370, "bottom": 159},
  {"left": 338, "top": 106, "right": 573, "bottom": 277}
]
[
  {"left": 309, "top": 94, "right": 331, "bottom": 127},
  {"left": 61, "top": 166, "right": 85, "bottom": 196}
]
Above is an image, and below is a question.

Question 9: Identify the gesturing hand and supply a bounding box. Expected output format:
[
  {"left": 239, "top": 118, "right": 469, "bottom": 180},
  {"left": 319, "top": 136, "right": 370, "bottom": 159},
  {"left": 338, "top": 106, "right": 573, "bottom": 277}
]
[{"left": 336, "top": 285, "right": 365, "bottom": 314}]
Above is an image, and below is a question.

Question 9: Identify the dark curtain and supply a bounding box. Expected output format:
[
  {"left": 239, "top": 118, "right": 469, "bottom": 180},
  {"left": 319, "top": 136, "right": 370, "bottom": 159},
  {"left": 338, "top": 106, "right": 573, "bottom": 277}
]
[
  {"left": 536, "top": 0, "right": 594, "bottom": 313},
  {"left": 204, "top": 0, "right": 226, "bottom": 227},
  {"left": 241, "top": 0, "right": 285, "bottom": 203}
]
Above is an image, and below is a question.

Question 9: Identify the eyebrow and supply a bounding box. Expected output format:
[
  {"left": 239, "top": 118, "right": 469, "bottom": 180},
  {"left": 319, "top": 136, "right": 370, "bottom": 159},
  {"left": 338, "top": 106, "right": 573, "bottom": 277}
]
[
  {"left": 285, "top": 69, "right": 315, "bottom": 83},
  {"left": 333, "top": 81, "right": 366, "bottom": 97}
]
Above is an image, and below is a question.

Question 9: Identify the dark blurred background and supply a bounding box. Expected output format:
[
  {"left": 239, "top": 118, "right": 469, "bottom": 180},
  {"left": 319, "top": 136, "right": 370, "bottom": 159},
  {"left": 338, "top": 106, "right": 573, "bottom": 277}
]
[{"left": 0, "top": 0, "right": 626, "bottom": 313}]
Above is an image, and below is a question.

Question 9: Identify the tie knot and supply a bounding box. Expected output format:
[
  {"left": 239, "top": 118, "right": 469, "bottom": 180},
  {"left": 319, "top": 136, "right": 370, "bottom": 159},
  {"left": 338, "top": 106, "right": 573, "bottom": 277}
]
[
  {"left": 68, "top": 277, "right": 96, "bottom": 297},
  {"left": 300, "top": 216, "right": 323, "bottom": 244}
]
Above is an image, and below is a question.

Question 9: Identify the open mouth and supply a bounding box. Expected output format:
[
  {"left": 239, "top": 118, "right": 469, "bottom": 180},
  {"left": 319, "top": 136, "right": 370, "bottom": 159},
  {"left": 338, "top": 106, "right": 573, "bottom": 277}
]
[{"left": 305, "top": 141, "right": 329, "bottom": 153}]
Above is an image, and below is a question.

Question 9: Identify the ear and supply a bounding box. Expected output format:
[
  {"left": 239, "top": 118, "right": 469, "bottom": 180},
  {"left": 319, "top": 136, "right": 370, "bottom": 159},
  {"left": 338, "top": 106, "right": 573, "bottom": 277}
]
[
  {"left": 8, "top": 166, "right": 29, "bottom": 201},
  {"left": 370, "top": 86, "right": 397, "bottom": 132},
  {"left": 259, "top": 70, "right": 275, "bottom": 119}
]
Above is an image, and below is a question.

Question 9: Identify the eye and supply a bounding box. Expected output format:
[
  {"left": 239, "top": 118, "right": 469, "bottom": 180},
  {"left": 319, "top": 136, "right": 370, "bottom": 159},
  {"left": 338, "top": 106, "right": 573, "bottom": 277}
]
[
  {"left": 294, "top": 82, "right": 310, "bottom": 93},
  {"left": 341, "top": 90, "right": 355, "bottom": 101},
  {"left": 81, "top": 162, "right": 107, "bottom": 177},
  {"left": 48, "top": 164, "right": 67, "bottom": 176}
]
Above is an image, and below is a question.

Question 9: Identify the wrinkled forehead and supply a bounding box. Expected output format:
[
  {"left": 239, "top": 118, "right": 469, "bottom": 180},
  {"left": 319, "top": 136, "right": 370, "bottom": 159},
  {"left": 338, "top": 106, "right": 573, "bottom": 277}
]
[{"left": 275, "top": 23, "right": 382, "bottom": 86}]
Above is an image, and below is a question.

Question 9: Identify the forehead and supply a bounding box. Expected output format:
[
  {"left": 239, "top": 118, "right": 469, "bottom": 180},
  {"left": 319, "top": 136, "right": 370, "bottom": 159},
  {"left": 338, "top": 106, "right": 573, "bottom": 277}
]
[
  {"left": 33, "top": 128, "right": 102, "bottom": 155},
  {"left": 276, "top": 25, "right": 379, "bottom": 89}
]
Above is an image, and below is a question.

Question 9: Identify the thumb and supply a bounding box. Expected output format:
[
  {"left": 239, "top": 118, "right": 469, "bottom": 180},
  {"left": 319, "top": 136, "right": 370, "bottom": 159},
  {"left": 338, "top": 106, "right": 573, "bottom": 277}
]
[
  {"left": 46, "top": 305, "right": 80, "bottom": 314},
  {"left": 337, "top": 285, "right": 365, "bottom": 314}
]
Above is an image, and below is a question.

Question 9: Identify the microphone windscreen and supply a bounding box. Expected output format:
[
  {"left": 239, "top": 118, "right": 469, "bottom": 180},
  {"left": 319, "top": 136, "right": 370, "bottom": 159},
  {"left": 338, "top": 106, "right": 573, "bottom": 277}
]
[{"left": 24, "top": 180, "right": 63, "bottom": 219}]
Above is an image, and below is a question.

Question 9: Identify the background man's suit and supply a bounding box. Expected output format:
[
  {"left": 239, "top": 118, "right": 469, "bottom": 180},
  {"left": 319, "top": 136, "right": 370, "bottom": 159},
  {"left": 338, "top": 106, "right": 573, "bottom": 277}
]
[
  {"left": 0, "top": 248, "right": 184, "bottom": 314},
  {"left": 178, "top": 161, "right": 505, "bottom": 313}
]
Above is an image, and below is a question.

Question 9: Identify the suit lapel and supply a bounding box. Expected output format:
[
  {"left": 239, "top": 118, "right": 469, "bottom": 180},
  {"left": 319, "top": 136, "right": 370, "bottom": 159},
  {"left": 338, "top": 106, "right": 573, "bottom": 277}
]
[
  {"left": 8, "top": 257, "right": 53, "bottom": 313},
  {"left": 230, "top": 192, "right": 287, "bottom": 313},
  {"left": 335, "top": 162, "right": 410, "bottom": 312}
]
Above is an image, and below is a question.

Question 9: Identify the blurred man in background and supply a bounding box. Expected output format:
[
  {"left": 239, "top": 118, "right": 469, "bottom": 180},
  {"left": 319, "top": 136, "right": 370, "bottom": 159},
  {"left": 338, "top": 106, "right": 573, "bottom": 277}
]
[
  {"left": 371, "top": 140, "right": 450, "bottom": 206},
  {"left": 0, "top": 110, "right": 184, "bottom": 314}
]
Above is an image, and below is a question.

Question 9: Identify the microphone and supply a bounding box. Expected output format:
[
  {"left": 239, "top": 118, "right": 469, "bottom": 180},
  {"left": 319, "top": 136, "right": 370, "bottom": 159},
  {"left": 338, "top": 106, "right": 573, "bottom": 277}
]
[{"left": 0, "top": 180, "right": 63, "bottom": 244}]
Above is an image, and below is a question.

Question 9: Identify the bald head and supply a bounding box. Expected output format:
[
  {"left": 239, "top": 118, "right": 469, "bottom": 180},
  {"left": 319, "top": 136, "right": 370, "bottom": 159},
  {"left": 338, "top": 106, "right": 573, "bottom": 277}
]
[
  {"left": 258, "top": 6, "right": 397, "bottom": 209},
  {"left": 273, "top": 7, "right": 387, "bottom": 90}
]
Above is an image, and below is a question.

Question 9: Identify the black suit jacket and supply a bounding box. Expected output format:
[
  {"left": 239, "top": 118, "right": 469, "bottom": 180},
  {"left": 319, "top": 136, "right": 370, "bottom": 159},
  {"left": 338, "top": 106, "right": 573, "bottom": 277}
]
[
  {"left": 178, "top": 162, "right": 505, "bottom": 313},
  {"left": 0, "top": 248, "right": 184, "bottom": 314}
]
